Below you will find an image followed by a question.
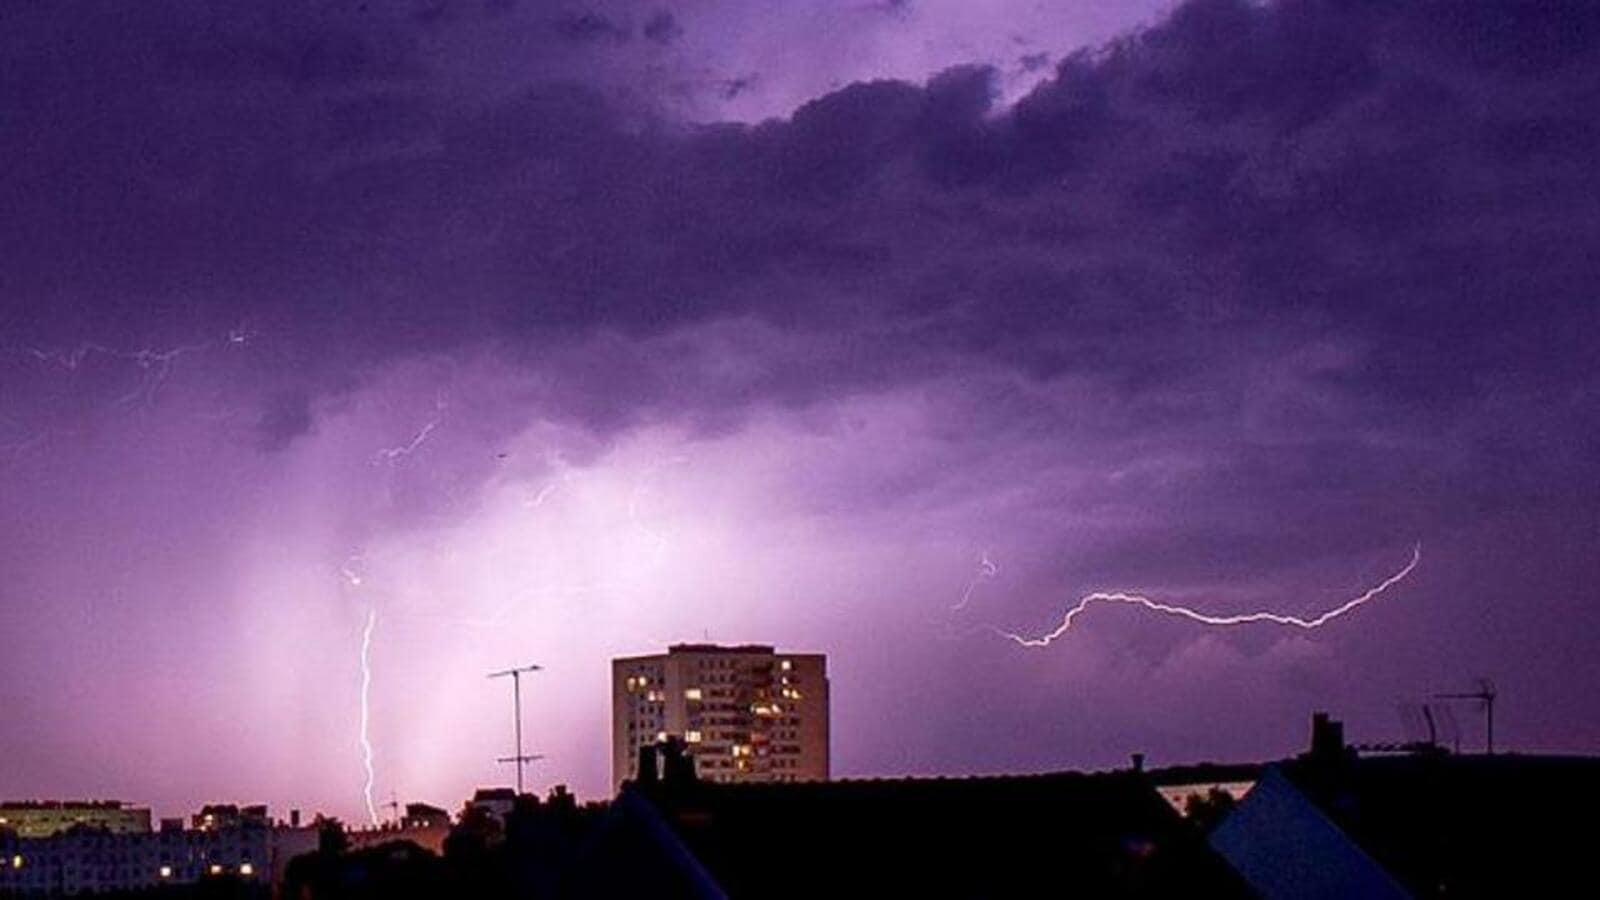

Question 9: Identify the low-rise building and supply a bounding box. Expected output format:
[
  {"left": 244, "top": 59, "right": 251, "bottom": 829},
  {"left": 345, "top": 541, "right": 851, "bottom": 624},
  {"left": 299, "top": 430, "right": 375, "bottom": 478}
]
[
  {"left": 0, "top": 801, "right": 151, "bottom": 838},
  {"left": 0, "top": 804, "right": 270, "bottom": 896}
]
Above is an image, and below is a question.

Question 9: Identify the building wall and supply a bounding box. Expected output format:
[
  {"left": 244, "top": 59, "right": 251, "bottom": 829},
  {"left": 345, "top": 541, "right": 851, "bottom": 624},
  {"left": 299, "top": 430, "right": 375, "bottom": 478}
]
[
  {"left": 347, "top": 823, "right": 449, "bottom": 855},
  {"left": 0, "top": 803, "right": 151, "bottom": 838},
  {"left": 0, "top": 825, "right": 270, "bottom": 896},
  {"left": 612, "top": 644, "right": 829, "bottom": 793}
]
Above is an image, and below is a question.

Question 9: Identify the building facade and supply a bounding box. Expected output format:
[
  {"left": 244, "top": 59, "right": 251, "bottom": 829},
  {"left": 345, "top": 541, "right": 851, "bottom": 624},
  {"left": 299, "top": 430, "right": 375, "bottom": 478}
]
[
  {"left": 612, "top": 643, "right": 829, "bottom": 792},
  {"left": 0, "top": 811, "right": 270, "bottom": 896},
  {"left": 0, "top": 802, "right": 151, "bottom": 839}
]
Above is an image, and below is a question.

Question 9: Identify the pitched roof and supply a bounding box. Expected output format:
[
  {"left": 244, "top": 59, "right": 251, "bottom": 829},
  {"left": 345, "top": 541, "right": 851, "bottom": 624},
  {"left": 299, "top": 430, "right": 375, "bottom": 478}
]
[
  {"left": 1296, "top": 753, "right": 1600, "bottom": 894},
  {"left": 600, "top": 771, "right": 1247, "bottom": 898}
]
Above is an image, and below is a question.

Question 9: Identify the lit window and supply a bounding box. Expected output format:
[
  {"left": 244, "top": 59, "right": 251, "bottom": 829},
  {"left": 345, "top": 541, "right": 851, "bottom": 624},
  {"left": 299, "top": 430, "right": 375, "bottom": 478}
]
[
  {"left": 686, "top": 730, "right": 703, "bottom": 743},
  {"left": 780, "top": 660, "right": 792, "bottom": 671},
  {"left": 685, "top": 688, "right": 703, "bottom": 700},
  {"left": 240, "top": 863, "right": 254, "bottom": 876},
  {"left": 656, "top": 731, "right": 669, "bottom": 742},
  {"left": 11, "top": 856, "right": 22, "bottom": 870},
  {"left": 159, "top": 866, "right": 172, "bottom": 878},
  {"left": 646, "top": 690, "right": 663, "bottom": 702},
  {"left": 209, "top": 864, "right": 223, "bottom": 875}
]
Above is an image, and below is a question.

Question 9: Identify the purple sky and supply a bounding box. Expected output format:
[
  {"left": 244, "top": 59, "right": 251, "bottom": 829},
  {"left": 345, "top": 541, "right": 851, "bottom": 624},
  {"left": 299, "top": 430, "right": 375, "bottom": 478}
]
[{"left": 3, "top": 0, "right": 1599, "bottom": 824}]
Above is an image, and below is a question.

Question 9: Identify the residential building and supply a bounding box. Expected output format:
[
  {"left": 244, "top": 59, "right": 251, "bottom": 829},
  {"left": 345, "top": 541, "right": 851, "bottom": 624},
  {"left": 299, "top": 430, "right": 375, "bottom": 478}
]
[
  {"left": 611, "top": 644, "right": 828, "bottom": 792},
  {"left": 1209, "top": 712, "right": 1600, "bottom": 897},
  {"left": 578, "top": 751, "right": 1247, "bottom": 897},
  {"left": 0, "top": 805, "right": 268, "bottom": 896},
  {"left": 0, "top": 802, "right": 150, "bottom": 838}
]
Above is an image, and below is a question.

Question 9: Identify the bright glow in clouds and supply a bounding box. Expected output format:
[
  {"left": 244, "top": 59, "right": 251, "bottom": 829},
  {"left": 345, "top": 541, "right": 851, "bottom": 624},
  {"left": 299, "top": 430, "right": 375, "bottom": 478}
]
[
  {"left": 53, "top": 352, "right": 1436, "bottom": 821},
  {"left": 987, "top": 545, "right": 1422, "bottom": 648}
]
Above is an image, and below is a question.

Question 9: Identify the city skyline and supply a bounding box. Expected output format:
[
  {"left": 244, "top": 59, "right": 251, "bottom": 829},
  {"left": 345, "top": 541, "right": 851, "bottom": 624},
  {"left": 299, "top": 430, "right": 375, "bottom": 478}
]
[{"left": 4, "top": 0, "right": 1600, "bottom": 827}]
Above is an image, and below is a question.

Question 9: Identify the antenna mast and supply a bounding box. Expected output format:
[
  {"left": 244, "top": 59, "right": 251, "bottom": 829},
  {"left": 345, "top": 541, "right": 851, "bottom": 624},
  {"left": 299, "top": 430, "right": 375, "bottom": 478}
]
[
  {"left": 489, "top": 663, "right": 543, "bottom": 793},
  {"left": 1436, "top": 678, "right": 1496, "bottom": 754}
]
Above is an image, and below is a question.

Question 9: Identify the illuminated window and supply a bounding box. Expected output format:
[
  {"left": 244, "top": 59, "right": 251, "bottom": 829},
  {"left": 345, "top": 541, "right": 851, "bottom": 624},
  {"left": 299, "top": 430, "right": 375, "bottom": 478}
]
[
  {"left": 780, "top": 660, "right": 792, "bottom": 671},
  {"left": 686, "top": 730, "right": 703, "bottom": 743},
  {"left": 685, "top": 688, "right": 703, "bottom": 701},
  {"left": 646, "top": 690, "right": 663, "bottom": 702},
  {"left": 11, "top": 856, "right": 22, "bottom": 870},
  {"left": 240, "top": 863, "right": 254, "bottom": 876},
  {"left": 656, "top": 731, "right": 669, "bottom": 742},
  {"left": 209, "top": 864, "right": 223, "bottom": 875},
  {"left": 159, "top": 866, "right": 172, "bottom": 878}
]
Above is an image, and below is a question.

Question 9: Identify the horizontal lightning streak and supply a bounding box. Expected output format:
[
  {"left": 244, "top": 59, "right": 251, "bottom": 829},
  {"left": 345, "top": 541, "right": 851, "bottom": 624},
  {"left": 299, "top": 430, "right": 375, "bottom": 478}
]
[{"left": 992, "top": 544, "right": 1421, "bottom": 648}]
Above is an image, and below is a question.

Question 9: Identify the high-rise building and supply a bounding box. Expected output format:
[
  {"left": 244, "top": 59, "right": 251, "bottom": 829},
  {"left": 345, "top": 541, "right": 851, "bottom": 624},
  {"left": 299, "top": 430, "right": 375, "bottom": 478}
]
[{"left": 612, "top": 644, "right": 829, "bottom": 793}]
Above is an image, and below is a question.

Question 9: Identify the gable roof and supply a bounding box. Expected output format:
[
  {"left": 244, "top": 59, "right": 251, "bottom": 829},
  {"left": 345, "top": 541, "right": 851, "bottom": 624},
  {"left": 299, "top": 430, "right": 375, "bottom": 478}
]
[
  {"left": 1276, "top": 752, "right": 1600, "bottom": 896},
  {"left": 1210, "top": 766, "right": 1408, "bottom": 900},
  {"left": 591, "top": 771, "right": 1247, "bottom": 898}
]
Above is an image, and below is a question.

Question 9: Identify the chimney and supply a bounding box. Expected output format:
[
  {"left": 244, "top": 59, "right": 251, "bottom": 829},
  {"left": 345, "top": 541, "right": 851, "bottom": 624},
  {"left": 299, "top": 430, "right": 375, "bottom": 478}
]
[
  {"left": 636, "top": 744, "right": 659, "bottom": 786},
  {"left": 660, "top": 738, "right": 697, "bottom": 788},
  {"left": 1130, "top": 753, "right": 1145, "bottom": 773},
  {"left": 1309, "top": 711, "right": 1346, "bottom": 760},
  {"left": 290, "top": 809, "right": 301, "bottom": 828}
]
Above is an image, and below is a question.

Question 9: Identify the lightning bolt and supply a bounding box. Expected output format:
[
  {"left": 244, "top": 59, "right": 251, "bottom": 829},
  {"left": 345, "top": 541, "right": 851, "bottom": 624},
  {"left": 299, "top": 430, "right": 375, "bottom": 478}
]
[
  {"left": 952, "top": 550, "right": 998, "bottom": 612},
  {"left": 375, "top": 418, "right": 440, "bottom": 464},
  {"left": 358, "top": 603, "right": 379, "bottom": 826},
  {"left": 0, "top": 327, "right": 256, "bottom": 462},
  {"left": 17, "top": 340, "right": 216, "bottom": 407},
  {"left": 989, "top": 544, "right": 1421, "bottom": 648}
]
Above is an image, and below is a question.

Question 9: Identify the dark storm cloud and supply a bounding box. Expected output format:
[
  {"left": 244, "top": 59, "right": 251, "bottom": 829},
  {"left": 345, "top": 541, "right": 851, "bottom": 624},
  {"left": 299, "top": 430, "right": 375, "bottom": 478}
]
[
  {"left": 551, "top": 9, "right": 632, "bottom": 44},
  {"left": 642, "top": 10, "right": 682, "bottom": 45},
  {"left": 5, "top": 0, "right": 1600, "bottom": 810},
  {"left": 3, "top": 0, "right": 1597, "bottom": 511}
]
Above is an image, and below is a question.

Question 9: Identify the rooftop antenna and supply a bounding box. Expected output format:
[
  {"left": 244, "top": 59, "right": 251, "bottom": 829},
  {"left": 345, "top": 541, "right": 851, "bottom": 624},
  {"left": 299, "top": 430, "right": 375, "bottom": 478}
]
[
  {"left": 1420, "top": 704, "right": 1438, "bottom": 748},
  {"left": 1436, "top": 678, "right": 1496, "bottom": 754},
  {"left": 489, "top": 663, "right": 543, "bottom": 793}
]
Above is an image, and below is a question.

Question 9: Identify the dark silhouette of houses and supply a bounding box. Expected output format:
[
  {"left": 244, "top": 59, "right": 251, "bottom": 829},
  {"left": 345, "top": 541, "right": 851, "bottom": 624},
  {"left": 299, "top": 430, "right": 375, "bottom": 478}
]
[
  {"left": 1211, "top": 713, "right": 1600, "bottom": 898},
  {"left": 574, "top": 740, "right": 1248, "bottom": 898}
]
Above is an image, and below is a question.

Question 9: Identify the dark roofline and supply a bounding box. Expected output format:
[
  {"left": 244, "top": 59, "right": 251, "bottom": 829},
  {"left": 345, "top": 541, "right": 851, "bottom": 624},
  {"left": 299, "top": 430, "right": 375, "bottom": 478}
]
[
  {"left": 1147, "top": 762, "right": 1269, "bottom": 787},
  {"left": 0, "top": 801, "right": 138, "bottom": 810},
  {"left": 645, "top": 766, "right": 1165, "bottom": 798},
  {"left": 668, "top": 643, "right": 776, "bottom": 655}
]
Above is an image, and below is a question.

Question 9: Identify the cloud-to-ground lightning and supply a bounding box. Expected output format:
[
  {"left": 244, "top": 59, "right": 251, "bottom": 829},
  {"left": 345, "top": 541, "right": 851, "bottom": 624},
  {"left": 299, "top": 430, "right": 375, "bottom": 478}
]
[
  {"left": 358, "top": 603, "right": 379, "bottom": 825},
  {"left": 988, "top": 544, "right": 1422, "bottom": 648},
  {"left": 340, "top": 556, "right": 381, "bottom": 825}
]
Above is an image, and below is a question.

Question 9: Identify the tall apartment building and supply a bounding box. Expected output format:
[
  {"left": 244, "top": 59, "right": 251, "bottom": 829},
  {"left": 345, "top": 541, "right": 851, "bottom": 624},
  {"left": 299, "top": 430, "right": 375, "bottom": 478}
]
[{"left": 612, "top": 644, "right": 828, "bottom": 793}]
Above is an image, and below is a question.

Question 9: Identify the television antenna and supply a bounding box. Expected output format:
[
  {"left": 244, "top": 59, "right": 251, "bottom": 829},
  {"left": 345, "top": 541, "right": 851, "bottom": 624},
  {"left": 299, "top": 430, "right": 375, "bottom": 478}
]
[{"left": 489, "top": 663, "right": 544, "bottom": 792}]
